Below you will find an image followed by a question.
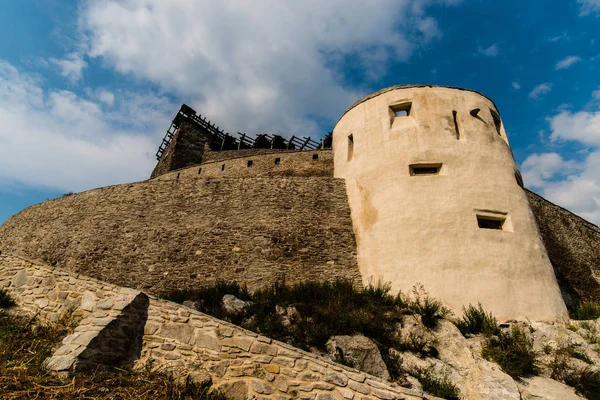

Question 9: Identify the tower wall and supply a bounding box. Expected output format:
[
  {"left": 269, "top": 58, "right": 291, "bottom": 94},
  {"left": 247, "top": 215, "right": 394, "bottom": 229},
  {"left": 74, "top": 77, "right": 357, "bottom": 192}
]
[{"left": 332, "top": 86, "right": 567, "bottom": 321}]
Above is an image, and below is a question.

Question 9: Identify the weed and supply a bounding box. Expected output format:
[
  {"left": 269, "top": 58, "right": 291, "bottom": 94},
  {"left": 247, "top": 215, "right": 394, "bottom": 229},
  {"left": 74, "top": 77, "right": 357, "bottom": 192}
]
[
  {"left": 406, "top": 285, "right": 450, "bottom": 329},
  {"left": 481, "top": 326, "right": 538, "bottom": 379},
  {"left": 0, "top": 290, "right": 14, "bottom": 309},
  {"left": 573, "top": 350, "right": 594, "bottom": 365},
  {"left": 455, "top": 303, "right": 500, "bottom": 337},
  {"left": 562, "top": 367, "right": 600, "bottom": 400},
  {"left": 396, "top": 331, "right": 439, "bottom": 358},
  {"left": 571, "top": 301, "right": 600, "bottom": 321},
  {"left": 0, "top": 310, "right": 227, "bottom": 399},
  {"left": 415, "top": 367, "right": 460, "bottom": 400},
  {"left": 161, "top": 281, "right": 251, "bottom": 322}
]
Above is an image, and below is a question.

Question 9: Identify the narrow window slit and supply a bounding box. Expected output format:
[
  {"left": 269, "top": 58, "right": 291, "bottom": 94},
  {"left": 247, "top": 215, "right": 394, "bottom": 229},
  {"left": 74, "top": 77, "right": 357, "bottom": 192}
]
[
  {"left": 452, "top": 110, "right": 460, "bottom": 140},
  {"left": 490, "top": 109, "right": 502, "bottom": 136},
  {"left": 198, "top": 167, "right": 202, "bottom": 175},
  {"left": 221, "top": 164, "right": 225, "bottom": 171},
  {"left": 347, "top": 134, "right": 354, "bottom": 162},
  {"left": 515, "top": 171, "right": 524, "bottom": 188}
]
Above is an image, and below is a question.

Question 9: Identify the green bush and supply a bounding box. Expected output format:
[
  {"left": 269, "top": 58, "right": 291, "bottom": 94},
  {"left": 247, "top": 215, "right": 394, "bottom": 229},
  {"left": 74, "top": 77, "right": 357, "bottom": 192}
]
[
  {"left": 416, "top": 367, "right": 460, "bottom": 400},
  {"left": 571, "top": 301, "right": 600, "bottom": 321},
  {"left": 0, "top": 289, "right": 14, "bottom": 309},
  {"left": 396, "top": 331, "right": 439, "bottom": 358},
  {"left": 564, "top": 368, "right": 600, "bottom": 400},
  {"left": 405, "top": 285, "right": 450, "bottom": 329},
  {"left": 481, "top": 326, "right": 538, "bottom": 379},
  {"left": 455, "top": 303, "right": 500, "bottom": 337},
  {"left": 161, "top": 281, "right": 251, "bottom": 321}
]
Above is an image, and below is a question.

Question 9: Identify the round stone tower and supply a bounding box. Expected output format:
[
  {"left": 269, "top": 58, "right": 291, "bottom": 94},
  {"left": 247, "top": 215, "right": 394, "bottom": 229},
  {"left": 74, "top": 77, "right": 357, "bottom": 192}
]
[{"left": 332, "top": 85, "right": 567, "bottom": 321}]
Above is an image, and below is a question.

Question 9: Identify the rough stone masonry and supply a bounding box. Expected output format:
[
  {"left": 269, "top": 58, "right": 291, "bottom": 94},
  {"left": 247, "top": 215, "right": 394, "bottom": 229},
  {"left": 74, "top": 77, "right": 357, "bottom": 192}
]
[{"left": 0, "top": 253, "right": 440, "bottom": 400}]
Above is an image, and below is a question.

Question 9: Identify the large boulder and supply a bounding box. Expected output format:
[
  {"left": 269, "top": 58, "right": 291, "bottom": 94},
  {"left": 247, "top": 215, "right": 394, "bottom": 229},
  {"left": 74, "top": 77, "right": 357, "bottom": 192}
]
[
  {"left": 326, "top": 334, "right": 390, "bottom": 380},
  {"left": 518, "top": 377, "right": 585, "bottom": 400}
]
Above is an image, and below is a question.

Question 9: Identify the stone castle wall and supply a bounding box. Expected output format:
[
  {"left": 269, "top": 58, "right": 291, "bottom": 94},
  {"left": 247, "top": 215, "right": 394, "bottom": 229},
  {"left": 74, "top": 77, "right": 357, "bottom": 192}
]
[
  {"left": 156, "top": 150, "right": 333, "bottom": 181},
  {"left": 0, "top": 176, "right": 360, "bottom": 296},
  {"left": 0, "top": 254, "right": 433, "bottom": 400},
  {"left": 526, "top": 190, "right": 600, "bottom": 306}
]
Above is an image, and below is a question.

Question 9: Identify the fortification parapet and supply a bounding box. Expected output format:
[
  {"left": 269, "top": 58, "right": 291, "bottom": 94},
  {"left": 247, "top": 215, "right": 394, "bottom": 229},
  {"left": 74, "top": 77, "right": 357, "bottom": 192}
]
[{"left": 333, "top": 85, "right": 567, "bottom": 321}]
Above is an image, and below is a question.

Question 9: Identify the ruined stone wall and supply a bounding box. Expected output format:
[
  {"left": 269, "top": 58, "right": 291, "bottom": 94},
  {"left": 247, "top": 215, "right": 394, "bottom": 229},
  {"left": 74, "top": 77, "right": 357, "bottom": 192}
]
[
  {"left": 0, "top": 254, "right": 433, "bottom": 400},
  {"left": 151, "top": 122, "right": 216, "bottom": 179},
  {"left": 526, "top": 190, "right": 600, "bottom": 307},
  {"left": 156, "top": 150, "right": 333, "bottom": 180},
  {"left": 0, "top": 176, "right": 360, "bottom": 296}
]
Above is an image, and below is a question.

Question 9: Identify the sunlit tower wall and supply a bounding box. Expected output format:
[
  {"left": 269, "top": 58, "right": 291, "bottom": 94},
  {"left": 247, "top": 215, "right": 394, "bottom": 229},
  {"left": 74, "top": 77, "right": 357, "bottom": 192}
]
[{"left": 332, "top": 85, "right": 567, "bottom": 321}]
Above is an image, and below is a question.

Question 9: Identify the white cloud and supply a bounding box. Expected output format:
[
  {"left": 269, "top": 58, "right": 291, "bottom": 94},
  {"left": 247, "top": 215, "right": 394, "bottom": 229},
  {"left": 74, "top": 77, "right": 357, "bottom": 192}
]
[
  {"left": 478, "top": 44, "right": 499, "bottom": 57},
  {"left": 593, "top": 86, "right": 600, "bottom": 100},
  {"left": 49, "top": 52, "right": 87, "bottom": 83},
  {"left": 548, "top": 110, "right": 600, "bottom": 146},
  {"left": 523, "top": 151, "right": 600, "bottom": 225},
  {"left": 521, "top": 153, "right": 581, "bottom": 188},
  {"left": 0, "top": 61, "right": 173, "bottom": 192},
  {"left": 529, "top": 83, "right": 552, "bottom": 99},
  {"left": 579, "top": 0, "right": 600, "bottom": 15},
  {"left": 95, "top": 88, "right": 115, "bottom": 105},
  {"left": 80, "top": 0, "right": 456, "bottom": 137},
  {"left": 555, "top": 55, "right": 582, "bottom": 70},
  {"left": 511, "top": 82, "right": 520, "bottom": 90},
  {"left": 522, "top": 91, "right": 600, "bottom": 225}
]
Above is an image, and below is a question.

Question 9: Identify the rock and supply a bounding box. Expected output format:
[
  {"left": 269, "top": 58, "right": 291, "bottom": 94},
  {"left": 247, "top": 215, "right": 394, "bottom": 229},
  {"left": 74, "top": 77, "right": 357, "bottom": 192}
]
[
  {"left": 518, "top": 376, "right": 585, "bottom": 399},
  {"left": 276, "top": 305, "right": 299, "bottom": 327},
  {"left": 222, "top": 294, "right": 249, "bottom": 314},
  {"left": 218, "top": 380, "right": 248, "bottom": 400},
  {"left": 183, "top": 300, "right": 198, "bottom": 310},
  {"left": 12, "top": 269, "right": 27, "bottom": 288},
  {"left": 326, "top": 334, "right": 390, "bottom": 380}
]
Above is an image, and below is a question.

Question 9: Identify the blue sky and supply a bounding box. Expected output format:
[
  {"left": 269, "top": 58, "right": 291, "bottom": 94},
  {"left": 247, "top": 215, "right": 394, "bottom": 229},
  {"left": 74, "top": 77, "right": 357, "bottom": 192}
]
[{"left": 1, "top": 0, "right": 600, "bottom": 225}]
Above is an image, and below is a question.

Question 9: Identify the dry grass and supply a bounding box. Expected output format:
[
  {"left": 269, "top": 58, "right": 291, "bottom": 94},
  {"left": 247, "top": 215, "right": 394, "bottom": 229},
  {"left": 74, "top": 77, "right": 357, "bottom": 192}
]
[{"left": 0, "top": 309, "right": 226, "bottom": 400}]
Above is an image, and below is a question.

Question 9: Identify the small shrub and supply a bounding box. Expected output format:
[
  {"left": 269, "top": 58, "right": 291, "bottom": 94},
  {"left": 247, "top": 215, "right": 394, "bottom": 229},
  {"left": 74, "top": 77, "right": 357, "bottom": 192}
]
[
  {"left": 415, "top": 367, "right": 460, "bottom": 400},
  {"left": 563, "top": 368, "right": 600, "bottom": 400},
  {"left": 580, "top": 322, "right": 600, "bottom": 345},
  {"left": 455, "top": 303, "right": 500, "bottom": 337},
  {"left": 397, "top": 331, "right": 439, "bottom": 358},
  {"left": 161, "top": 281, "right": 251, "bottom": 322},
  {"left": 481, "top": 326, "right": 538, "bottom": 379},
  {"left": 572, "top": 349, "right": 594, "bottom": 365},
  {"left": 0, "top": 289, "right": 15, "bottom": 309},
  {"left": 406, "top": 285, "right": 450, "bottom": 329},
  {"left": 570, "top": 301, "right": 600, "bottom": 321}
]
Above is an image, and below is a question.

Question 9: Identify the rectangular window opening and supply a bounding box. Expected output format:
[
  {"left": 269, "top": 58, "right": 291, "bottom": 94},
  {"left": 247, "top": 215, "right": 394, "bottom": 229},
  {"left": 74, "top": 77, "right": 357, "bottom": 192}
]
[
  {"left": 409, "top": 163, "right": 442, "bottom": 176},
  {"left": 274, "top": 157, "right": 281, "bottom": 165},
  {"left": 312, "top": 153, "right": 319, "bottom": 160},
  {"left": 221, "top": 164, "right": 225, "bottom": 171},
  {"left": 347, "top": 134, "right": 354, "bottom": 162},
  {"left": 198, "top": 167, "right": 202, "bottom": 174},
  {"left": 477, "top": 215, "right": 505, "bottom": 230},
  {"left": 247, "top": 160, "right": 253, "bottom": 167},
  {"left": 390, "top": 102, "right": 412, "bottom": 118}
]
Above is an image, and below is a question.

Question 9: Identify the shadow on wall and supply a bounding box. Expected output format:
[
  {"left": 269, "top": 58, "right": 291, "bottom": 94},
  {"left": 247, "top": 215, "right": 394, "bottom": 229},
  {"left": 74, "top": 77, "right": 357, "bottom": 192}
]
[{"left": 79, "top": 293, "right": 150, "bottom": 370}]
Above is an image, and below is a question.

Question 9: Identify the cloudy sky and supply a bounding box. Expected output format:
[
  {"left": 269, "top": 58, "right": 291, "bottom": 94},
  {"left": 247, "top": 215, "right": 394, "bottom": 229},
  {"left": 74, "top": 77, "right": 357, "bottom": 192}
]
[{"left": 1, "top": 0, "right": 599, "bottom": 225}]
